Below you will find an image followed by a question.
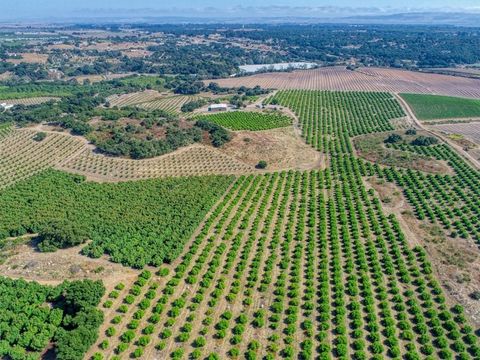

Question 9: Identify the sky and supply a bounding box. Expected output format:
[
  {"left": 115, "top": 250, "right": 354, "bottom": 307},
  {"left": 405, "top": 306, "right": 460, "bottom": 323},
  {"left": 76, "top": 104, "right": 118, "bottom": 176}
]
[{"left": 1, "top": 0, "right": 480, "bottom": 21}]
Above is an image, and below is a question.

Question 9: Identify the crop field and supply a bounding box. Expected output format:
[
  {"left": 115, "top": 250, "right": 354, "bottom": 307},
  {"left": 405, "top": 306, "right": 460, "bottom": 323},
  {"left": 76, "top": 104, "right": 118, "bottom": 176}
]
[
  {"left": 209, "top": 67, "right": 480, "bottom": 99},
  {"left": 106, "top": 91, "right": 202, "bottom": 114},
  {"left": 2, "top": 96, "right": 60, "bottom": 106},
  {"left": 0, "top": 128, "right": 85, "bottom": 189},
  {"left": 430, "top": 122, "right": 480, "bottom": 144},
  {"left": 385, "top": 143, "right": 480, "bottom": 241},
  {"left": 140, "top": 95, "right": 204, "bottom": 114},
  {"left": 267, "top": 90, "right": 405, "bottom": 152},
  {"left": 196, "top": 111, "right": 292, "bottom": 131},
  {"left": 106, "top": 90, "right": 163, "bottom": 108},
  {"left": 79, "top": 90, "right": 480, "bottom": 360},
  {"left": 400, "top": 94, "right": 480, "bottom": 121},
  {"left": 59, "top": 144, "right": 252, "bottom": 180}
]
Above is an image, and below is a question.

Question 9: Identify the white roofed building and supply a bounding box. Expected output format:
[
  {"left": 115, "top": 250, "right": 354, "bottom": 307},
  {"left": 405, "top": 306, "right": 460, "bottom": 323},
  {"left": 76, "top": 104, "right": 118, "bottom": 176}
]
[{"left": 208, "top": 103, "right": 228, "bottom": 112}]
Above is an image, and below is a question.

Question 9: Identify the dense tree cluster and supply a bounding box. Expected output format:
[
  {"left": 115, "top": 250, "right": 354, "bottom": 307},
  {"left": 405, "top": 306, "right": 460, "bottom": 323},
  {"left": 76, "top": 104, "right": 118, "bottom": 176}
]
[
  {"left": 0, "top": 89, "right": 234, "bottom": 159},
  {"left": 410, "top": 136, "right": 439, "bottom": 146},
  {"left": 195, "top": 119, "right": 231, "bottom": 147},
  {"left": 181, "top": 99, "right": 207, "bottom": 113},
  {"left": 0, "top": 277, "right": 104, "bottom": 360},
  {"left": 0, "top": 170, "right": 234, "bottom": 268}
]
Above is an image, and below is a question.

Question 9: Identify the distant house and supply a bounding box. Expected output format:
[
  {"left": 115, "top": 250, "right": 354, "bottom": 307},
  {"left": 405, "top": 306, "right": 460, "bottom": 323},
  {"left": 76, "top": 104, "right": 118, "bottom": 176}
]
[{"left": 208, "top": 103, "right": 228, "bottom": 112}]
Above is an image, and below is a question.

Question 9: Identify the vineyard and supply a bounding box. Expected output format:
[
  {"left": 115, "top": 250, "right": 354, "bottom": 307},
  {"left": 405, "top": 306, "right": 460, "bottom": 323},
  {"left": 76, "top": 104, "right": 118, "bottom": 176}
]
[
  {"left": 59, "top": 144, "right": 252, "bottom": 180},
  {"left": 140, "top": 95, "right": 204, "bottom": 114},
  {"left": 400, "top": 94, "right": 480, "bottom": 121},
  {"left": 106, "top": 91, "right": 203, "bottom": 114},
  {"left": 431, "top": 122, "right": 480, "bottom": 144},
  {"left": 0, "top": 128, "right": 85, "bottom": 189},
  {"left": 106, "top": 91, "right": 164, "bottom": 108},
  {"left": 1, "top": 96, "right": 60, "bottom": 106},
  {"left": 209, "top": 67, "right": 480, "bottom": 99},
  {"left": 195, "top": 111, "right": 292, "bottom": 131},
  {"left": 81, "top": 90, "right": 480, "bottom": 360}
]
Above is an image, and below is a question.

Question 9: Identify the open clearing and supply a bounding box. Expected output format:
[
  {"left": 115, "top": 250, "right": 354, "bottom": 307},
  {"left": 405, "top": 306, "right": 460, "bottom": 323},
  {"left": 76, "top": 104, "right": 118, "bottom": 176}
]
[
  {"left": 400, "top": 94, "right": 480, "bottom": 121},
  {"left": 6, "top": 52, "right": 49, "bottom": 64},
  {"left": 220, "top": 126, "right": 323, "bottom": 170},
  {"left": 209, "top": 66, "right": 480, "bottom": 98},
  {"left": 353, "top": 131, "right": 454, "bottom": 175},
  {"left": 0, "top": 240, "right": 139, "bottom": 287}
]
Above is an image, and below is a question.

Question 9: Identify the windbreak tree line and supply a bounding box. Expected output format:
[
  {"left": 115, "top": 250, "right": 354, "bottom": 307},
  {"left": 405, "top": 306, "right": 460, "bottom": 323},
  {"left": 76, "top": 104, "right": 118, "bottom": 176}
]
[{"left": 0, "top": 277, "right": 104, "bottom": 360}]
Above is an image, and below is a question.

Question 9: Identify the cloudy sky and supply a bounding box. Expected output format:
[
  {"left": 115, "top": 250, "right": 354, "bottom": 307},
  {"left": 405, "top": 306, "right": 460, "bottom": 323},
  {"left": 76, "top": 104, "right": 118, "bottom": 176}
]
[{"left": 1, "top": 0, "right": 480, "bottom": 20}]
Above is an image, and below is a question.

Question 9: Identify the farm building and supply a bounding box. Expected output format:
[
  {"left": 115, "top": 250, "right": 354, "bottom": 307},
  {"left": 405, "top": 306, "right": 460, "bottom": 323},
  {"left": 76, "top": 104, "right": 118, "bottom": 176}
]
[{"left": 208, "top": 103, "right": 228, "bottom": 112}]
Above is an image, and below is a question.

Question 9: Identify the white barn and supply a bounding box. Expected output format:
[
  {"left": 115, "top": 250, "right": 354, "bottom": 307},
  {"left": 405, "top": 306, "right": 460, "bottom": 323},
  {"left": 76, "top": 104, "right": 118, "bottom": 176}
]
[{"left": 208, "top": 103, "right": 228, "bottom": 112}]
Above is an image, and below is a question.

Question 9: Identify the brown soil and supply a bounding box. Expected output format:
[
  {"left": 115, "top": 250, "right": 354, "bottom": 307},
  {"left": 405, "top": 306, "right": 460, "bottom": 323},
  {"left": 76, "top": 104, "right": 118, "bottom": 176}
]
[
  {"left": 7, "top": 52, "right": 49, "bottom": 64},
  {"left": 0, "top": 240, "right": 139, "bottom": 288},
  {"left": 366, "top": 178, "right": 480, "bottom": 327},
  {"left": 220, "top": 126, "right": 323, "bottom": 171}
]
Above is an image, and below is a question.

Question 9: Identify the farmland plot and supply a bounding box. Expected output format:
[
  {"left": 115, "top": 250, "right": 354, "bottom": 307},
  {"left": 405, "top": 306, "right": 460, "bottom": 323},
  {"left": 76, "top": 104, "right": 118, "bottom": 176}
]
[
  {"left": 209, "top": 66, "right": 480, "bottom": 99},
  {"left": 400, "top": 94, "right": 480, "bottom": 121},
  {"left": 60, "top": 144, "right": 252, "bottom": 181},
  {"left": 106, "top": 90, "right": 163, "bottom": 108},
  {"left": 87, "top": 90, "right": 479, "bottom": 360},
  {"left": 0, "top": 128, "right": 85, "bottom": 189},
  {"left": 139, "top": 95, "right": 203, "bottom": 114},
  {"left": 2, "top": 96, "right": 60, "bottom": 106},
  {"left": 430, "top": 122, "right": 480, "bottom": 144},
  {"left": 196, "top": 111, "right": 292, "bottom": 131}
]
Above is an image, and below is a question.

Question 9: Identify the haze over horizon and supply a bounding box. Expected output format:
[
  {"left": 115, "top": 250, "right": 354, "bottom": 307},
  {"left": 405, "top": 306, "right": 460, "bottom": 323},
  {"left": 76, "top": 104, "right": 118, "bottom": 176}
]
[{"left": 1, "top": 0, "right": 480, "bottom": 23}]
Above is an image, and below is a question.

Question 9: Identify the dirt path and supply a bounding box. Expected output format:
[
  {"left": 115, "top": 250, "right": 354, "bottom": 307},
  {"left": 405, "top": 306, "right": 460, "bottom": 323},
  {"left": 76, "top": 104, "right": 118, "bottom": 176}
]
[{"left": 393, "top": 93, "right": 480, "bottom": 170}]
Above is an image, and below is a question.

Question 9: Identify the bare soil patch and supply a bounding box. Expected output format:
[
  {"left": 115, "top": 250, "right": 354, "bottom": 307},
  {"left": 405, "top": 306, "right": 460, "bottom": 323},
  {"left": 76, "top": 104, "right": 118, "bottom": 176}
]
[
  {"left": 0, "top": 240, "right": 139, "bottom": 287},
  {"left": 7, "top": 52, "right": 49, "bottom": 64},
  {"left": 220, "top": 126, "right": 323, "bottom": 171}
]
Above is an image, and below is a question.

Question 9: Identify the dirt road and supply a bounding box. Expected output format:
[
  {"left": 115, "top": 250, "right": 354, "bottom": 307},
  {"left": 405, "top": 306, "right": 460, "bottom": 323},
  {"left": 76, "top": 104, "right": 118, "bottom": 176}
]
[{"left": 393, "top": 93, "right": 480, "bottom": 170}]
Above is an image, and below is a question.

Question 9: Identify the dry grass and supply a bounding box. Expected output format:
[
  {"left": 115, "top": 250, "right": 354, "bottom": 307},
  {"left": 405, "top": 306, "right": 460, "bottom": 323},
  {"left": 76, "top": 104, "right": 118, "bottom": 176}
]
[
  {"left": 220, "top": 126, "right": 324, "bottom": 171},
  {"left": 7, "top": 53, "right": 49, "bottom": 64}
]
